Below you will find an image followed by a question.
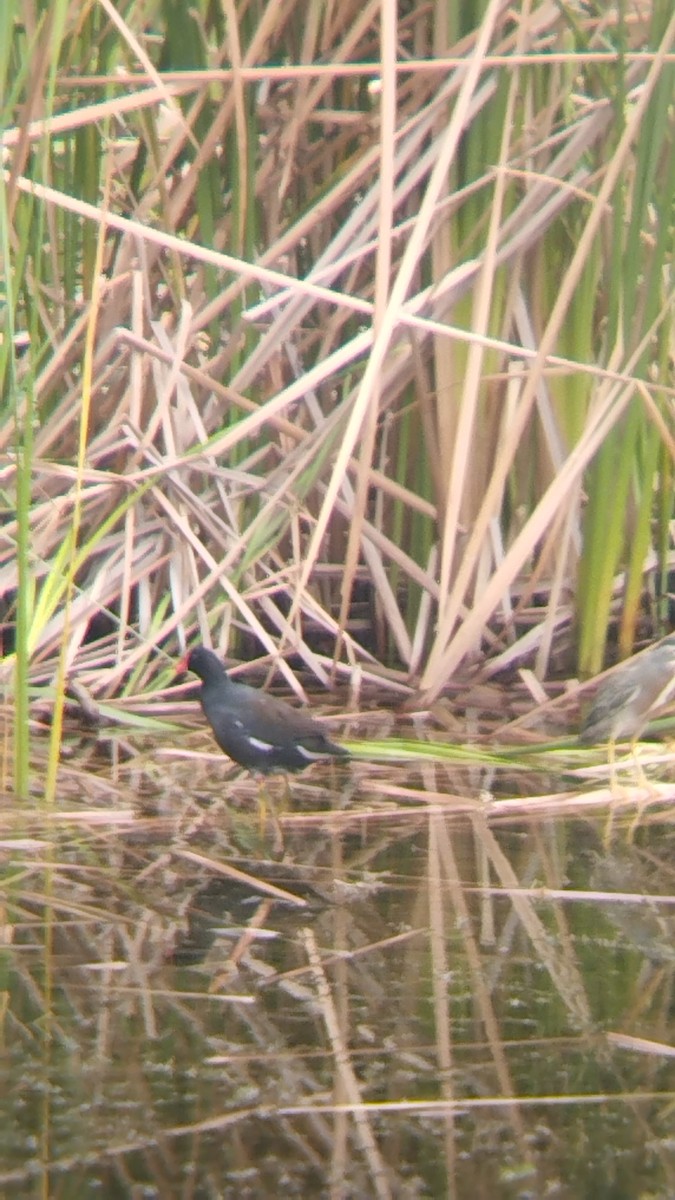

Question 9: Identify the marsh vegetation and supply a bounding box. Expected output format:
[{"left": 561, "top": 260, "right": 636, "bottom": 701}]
[{"left": 1, "top": 1, "right": 674, "bottom": 1194}]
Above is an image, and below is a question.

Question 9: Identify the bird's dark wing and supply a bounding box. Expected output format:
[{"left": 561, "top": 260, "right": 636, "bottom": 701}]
[
  {"left": 241, "top": 687, "right": 339, "bottom": 748},
  {"left": 202, "top": 681, "right": 341, "bottom": 751},
  {"left": 581, "top": 666, "right": 675, "bottom": 743},
  {"left": 580, "top": 680, "right": 642, "bottom": 743}
]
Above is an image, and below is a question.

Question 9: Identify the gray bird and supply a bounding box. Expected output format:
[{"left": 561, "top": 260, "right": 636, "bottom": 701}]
[
  {"left": 580, "top": 635, "right": 675, "bottom": 748},
  {"left": 179, "top": 646, "right": 348, "bottom": 774}
]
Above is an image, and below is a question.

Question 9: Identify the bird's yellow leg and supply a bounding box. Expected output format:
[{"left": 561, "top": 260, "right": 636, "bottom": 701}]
[
  {"left": 604, "top": 738, "right": 655, "bottom": 846},
  {"left": 626, "top": 737, "right": 659, "bottom": 843},
  {"left": 256, "top": 778, "right": 268, "bottom": 836},
  {"left": 255, "top": 778, "right": 284, "bottom": 856},
  {"left": 602, "top": 737, "right": 622, "bottom": 848},
  {"left": 276, "top": 774, "right": 291, "bottom": 814},
  {"left": 629, "top": 737, "right": 649, "bottom": 788}
]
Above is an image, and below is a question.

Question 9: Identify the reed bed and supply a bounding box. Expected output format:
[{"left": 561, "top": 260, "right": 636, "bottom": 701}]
[{"left": 1, "top": 2, "right": 673, "bottom": 793}]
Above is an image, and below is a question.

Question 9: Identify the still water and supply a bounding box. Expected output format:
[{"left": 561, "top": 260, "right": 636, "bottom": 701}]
[{"left": 2, "top": 723, "right": 675, "bottom": 1198}]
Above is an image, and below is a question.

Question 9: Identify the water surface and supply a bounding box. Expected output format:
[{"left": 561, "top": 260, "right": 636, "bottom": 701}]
[{"left": 3, "top": 719, "right": 675, "bottom": 1197}]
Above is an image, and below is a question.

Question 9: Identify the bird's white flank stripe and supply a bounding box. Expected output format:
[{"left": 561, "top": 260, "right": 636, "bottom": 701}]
[
  {"left": 296, "top": 745, "right": 325, "bottom": 761},
  {"left": 247, "top": 736, "right": 274, "bottom": 754}
]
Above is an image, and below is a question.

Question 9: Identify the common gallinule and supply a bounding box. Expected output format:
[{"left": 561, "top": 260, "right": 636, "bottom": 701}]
[{"left": 179, "top": 646, "right": 349, "bottom": 774}]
